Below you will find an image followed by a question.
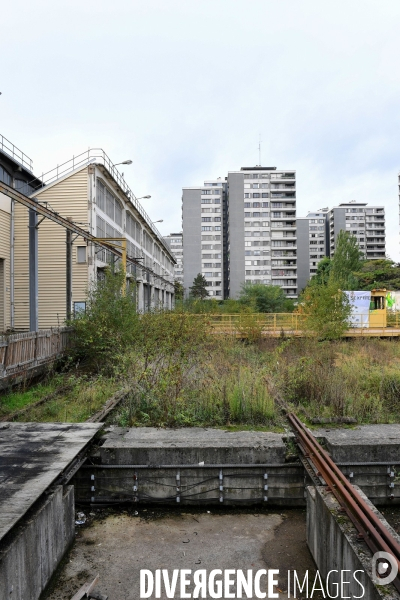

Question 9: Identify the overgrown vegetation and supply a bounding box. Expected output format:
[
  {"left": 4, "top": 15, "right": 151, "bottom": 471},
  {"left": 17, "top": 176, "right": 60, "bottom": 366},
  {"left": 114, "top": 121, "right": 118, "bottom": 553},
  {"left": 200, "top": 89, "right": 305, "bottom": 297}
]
[{"left": 3, "top": 267, "right": 400, "bottom": 429}]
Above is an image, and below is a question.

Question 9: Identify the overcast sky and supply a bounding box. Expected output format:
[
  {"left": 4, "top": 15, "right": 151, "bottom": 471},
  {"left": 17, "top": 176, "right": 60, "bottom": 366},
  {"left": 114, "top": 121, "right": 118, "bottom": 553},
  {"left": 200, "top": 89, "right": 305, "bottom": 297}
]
[{"left": 2, "top": 0, "right": 400, "bottom": 259}]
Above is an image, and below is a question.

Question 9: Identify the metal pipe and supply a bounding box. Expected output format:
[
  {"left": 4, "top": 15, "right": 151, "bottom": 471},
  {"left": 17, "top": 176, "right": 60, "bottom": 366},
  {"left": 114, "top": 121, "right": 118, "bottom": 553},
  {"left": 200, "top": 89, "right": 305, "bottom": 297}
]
[
  {"left": 28, "top": 205, "right": 38, "bottom": 332},
  {"left": 66, "top": 228, "right": 72, "bottom": 321},
  {"left": 80, "top": 463, "right": 297, "bottom": 469},
  {"left": 10, "top": 195, "right": 15, "bottom": 329}
]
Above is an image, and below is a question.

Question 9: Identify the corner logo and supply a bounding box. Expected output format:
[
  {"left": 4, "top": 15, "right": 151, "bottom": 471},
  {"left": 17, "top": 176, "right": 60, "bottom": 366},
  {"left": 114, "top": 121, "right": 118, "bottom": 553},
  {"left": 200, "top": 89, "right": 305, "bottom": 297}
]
[{"left": 371, "top": 552, "right": 398, "bottom": 586}]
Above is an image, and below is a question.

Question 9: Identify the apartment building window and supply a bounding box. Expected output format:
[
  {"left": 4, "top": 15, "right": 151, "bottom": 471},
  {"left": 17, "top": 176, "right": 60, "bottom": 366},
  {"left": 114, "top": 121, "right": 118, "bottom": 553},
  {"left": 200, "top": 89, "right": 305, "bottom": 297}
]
[
  {"left": 202, "top": 226, "right": 212, "bottom": 231},
  {"left": 253, "top": 212, "right": 261, "bottom": 217},
  {"left": 215, "top": 226, "right": 221, "bottom": 231},
  {"left": 203, "top": 263, "right": 212, "bottom": 267},
  {"left": 262, "top": 202, "right": 269, "bottom": 208},
  {"left": 253, "top": 193, "right": 260, "bottom": 198},
  {"left": 244, "top": 202, "right": 251, "bottom": 208},
  {"left": 252, "top": 184, "right": 259, "bottom": 189},
  {"left": 261, "top": 183, "right": 268, "bottom": 188},
  {"left": 214, "top": 217, "right": 221, "bottom": 222},
  {"left": 77, "top": 246, "right": 87, "bottom": 263},
  {"left": 244, "top": 193, "right": 250, "bottom": 198},
  {"left": 202, "top": 198, "right": 212, "bottom": 204},
  {"left": 202, "top": 217, "right": 212, "bottom": 222},
  {"left": 262, "top": 193, "right": 269, "bottom": 198}
]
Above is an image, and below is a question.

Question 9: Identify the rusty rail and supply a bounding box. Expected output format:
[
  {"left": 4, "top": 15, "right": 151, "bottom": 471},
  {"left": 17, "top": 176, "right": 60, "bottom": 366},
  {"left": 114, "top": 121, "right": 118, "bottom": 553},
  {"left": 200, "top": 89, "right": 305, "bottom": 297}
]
[{"left": 287, "top": 412, "right": 400, "bottom": 592}]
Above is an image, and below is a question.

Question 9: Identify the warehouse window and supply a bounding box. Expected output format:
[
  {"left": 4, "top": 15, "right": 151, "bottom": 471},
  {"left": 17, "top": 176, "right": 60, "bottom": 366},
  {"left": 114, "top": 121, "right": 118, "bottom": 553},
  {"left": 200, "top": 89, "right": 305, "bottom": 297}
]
[{"left": 77, "top": 247, "right": 87, "bottom": 263}]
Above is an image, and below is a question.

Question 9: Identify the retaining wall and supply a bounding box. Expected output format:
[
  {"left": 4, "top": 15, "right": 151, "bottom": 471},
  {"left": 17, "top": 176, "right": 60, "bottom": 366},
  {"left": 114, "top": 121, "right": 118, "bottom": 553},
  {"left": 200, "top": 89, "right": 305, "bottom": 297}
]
[
  {"left": 0, "top": 485, "right": 74, "bottom": 600},
  {"left": 307, "top": 485, "right": 400, "bottom": 599}
]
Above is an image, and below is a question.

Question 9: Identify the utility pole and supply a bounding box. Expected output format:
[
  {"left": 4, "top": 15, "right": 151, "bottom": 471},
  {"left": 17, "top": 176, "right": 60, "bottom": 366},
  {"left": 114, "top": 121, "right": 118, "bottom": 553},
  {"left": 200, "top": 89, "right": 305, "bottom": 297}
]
[{"left": 28, "top": 203, "right": 38, "bottom": 332}]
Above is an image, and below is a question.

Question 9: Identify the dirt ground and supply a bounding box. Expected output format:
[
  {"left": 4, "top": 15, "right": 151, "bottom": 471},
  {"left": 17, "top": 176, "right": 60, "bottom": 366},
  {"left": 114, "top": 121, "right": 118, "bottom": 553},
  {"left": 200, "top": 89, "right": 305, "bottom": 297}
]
[{"left": 43, "top": 507, "right": 322, "bottom": 600}]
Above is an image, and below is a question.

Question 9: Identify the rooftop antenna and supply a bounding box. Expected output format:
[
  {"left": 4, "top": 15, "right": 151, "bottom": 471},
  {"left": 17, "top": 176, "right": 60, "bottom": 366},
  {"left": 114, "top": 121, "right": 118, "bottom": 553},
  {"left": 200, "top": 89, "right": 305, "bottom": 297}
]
[{"left": 258, "top": 134, "right": 262, "bottom": 166}]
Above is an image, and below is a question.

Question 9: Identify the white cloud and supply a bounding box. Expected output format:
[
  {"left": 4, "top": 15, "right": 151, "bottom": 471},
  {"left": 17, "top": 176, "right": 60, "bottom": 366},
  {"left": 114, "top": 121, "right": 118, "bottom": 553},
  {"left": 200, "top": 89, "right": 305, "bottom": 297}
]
[{"left": 1, "top": 0, "right": 399, "bottom": 259}]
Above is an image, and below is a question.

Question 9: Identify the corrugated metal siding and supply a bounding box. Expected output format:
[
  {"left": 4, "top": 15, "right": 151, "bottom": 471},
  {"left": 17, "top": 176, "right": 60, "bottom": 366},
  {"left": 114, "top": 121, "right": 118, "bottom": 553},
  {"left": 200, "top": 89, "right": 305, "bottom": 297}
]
[
  {"left": 14, "top": 168, "right": 89, "bottom": 330},
  {"left": 0, "top": 209, "right": 11, "bottom": 332},
  {"left": 14, "top": 202, "right": 29, "bottom": 330}
]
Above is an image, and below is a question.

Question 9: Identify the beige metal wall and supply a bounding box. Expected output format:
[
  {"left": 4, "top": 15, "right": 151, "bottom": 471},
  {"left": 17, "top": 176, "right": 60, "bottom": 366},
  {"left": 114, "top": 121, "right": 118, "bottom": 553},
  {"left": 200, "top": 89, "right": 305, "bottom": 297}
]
[
  {"left": 14, "top": 168, "right": 89, "bottom": 330},
  {"left": 0, "top": 194, "right": 11, "bottom": 332}
]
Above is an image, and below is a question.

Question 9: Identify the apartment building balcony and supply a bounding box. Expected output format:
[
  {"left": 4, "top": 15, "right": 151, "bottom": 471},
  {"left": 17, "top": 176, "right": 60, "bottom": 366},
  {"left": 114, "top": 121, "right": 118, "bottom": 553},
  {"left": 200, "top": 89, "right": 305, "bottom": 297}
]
[
  {"left": 270, "top": 173, "right": 295, "bottom": 180},
  {"left": 270, "top": 213, "right": 296, "bottom": 219},
  {"left": 270, "top": 193, "right": 296, "bottom": 199},
  {"left": 270, "top": 201, "right": 296, "bottom": 208},
  {"left": 270, "top": 184, "right": 296, "bottom": 191},
  {"left": 271, "top": 270, "right": 297, "bottom": 277},
  {"left": 271, "top": 260, "right": 297, "bottom": 267}
]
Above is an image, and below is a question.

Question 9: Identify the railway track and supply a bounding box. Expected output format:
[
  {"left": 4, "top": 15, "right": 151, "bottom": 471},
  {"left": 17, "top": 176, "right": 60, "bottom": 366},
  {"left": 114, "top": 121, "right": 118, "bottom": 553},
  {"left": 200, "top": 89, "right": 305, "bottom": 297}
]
[{"left": 287, "top": 411, "right": 400, "bottom": 592}]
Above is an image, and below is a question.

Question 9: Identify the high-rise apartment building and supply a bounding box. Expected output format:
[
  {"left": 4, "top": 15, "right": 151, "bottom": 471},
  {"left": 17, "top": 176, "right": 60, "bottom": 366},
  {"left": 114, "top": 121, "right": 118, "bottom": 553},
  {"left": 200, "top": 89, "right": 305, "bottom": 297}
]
[
  {"left": 296, "top": 209, "right": 328, "bottom": 293},
  {"left": 164, "top": 232, "right": 184, "bottom": 284},
  {"left": 182, "top": 179, "right": 227, "bottom": 297},
  {"left": 227, "top": 167, "right": 297, "bottom": 298},
  {"left": 182, "top": 167, "right": 297, "bottom": 299},
  {"left": 328, "top": 202, "right": 386, "bottom": 260}
]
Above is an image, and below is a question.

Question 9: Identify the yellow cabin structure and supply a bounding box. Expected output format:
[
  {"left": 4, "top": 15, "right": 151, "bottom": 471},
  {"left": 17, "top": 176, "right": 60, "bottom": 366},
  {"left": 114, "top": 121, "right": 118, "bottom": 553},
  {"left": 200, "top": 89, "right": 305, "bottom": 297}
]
[{"left": 369, "top": 289, "right": 387, "bottom": 328}]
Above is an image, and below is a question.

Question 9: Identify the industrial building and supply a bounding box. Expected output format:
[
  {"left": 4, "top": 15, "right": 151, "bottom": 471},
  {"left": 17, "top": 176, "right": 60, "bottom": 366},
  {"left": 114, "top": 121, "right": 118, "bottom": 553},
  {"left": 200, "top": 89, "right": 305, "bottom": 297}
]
[{"left": 0, "top": 138, "right": 176, "bottom": 332}]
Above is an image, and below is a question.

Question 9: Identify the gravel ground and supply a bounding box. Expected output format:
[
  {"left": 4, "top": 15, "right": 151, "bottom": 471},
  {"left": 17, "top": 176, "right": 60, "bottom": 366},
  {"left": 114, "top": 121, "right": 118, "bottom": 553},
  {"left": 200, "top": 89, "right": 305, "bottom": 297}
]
[{"left": 42, "top": 507, "right": 322, "bottom": 600}]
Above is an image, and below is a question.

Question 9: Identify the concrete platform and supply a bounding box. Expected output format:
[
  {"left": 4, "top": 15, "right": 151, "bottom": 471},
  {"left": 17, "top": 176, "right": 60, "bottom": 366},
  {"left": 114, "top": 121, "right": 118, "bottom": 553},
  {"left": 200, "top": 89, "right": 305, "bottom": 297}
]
[
  {"left": 99, "top": 427, "right": 287, "bottom": 465},
  {"left": 0, "top": 422, "right": 101, "bottom": 542},
  {"left": 314, "top": 424, "right": 400, "bottom": 463}
]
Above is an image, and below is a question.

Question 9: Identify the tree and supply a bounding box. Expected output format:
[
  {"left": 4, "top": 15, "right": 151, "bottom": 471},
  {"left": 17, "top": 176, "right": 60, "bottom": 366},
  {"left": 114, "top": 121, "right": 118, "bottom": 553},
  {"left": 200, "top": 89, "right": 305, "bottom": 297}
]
[
  {"left": 300, "top": 277, "right": 351, "bottom": 340},
  {"left": 189, "top": 273, "right": 209, "bottom": 300},
  {"left": 310, "top": 257, "right": 332, "bottom": 287},
  {"left": 330, "top": 231, "right": 363, "bottom": 288},
  {"left": 238, "top": 282, "right": 294, "bottom": 313},
  {"left": 354, "top": 259, "right": 400, "bottom": 291},
  {"left": 173, "top": 279, "right": 184, "bottom": 301}
]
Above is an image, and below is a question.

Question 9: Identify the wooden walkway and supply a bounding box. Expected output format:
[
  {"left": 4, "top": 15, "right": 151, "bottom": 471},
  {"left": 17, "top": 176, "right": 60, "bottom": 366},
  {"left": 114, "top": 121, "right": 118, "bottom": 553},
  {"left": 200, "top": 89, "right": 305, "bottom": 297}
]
[{"left": 0, "top": 422, "right": 101, "bottom": 542}]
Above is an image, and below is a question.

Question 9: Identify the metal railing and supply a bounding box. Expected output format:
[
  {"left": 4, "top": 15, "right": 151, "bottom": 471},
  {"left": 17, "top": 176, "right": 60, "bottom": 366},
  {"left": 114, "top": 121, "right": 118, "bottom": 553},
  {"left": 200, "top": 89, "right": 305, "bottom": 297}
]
[
  {"left": 199, "top": 312, "right": 400, "bottom": 337},
  {"left": 0, "top": 327, "right": 71, "bottom": 382},
  {"left": 0, "top": 134, "right": 33, "bottom": 172},
  {"left": 27, "top": 148, "right": 173, "bottom": 259}
]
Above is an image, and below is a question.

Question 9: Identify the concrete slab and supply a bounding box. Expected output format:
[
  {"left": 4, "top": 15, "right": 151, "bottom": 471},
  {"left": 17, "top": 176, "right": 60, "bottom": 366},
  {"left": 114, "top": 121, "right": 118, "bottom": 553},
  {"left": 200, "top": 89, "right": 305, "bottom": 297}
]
[
  {"left": 99, "top": 427, "right": 287, "bottom": 465},
  {"left": 313, "top": 424, "right": 400, "bottom": 462},
  {"left": 43, "top": 508, "right": 322, "bottom": 600},
  {"left": 0, "top": 422, "right": 101, "bottom": 542}
]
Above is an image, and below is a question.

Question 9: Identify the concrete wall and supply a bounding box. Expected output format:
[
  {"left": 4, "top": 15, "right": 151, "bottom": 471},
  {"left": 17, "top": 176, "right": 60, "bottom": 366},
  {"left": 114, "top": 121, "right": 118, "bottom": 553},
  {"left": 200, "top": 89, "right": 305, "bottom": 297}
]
[
  {"left": 296, "top": 218, "right": 310, "bottom": 293},
  {"left": 0, "top": 485, "right": 74, "bottom": 600},
  {"left": 307, "top": 485, "right": 400, "bottom": 599},
  {"left": 182, "top": 188, "right": 202, "bottom": 294},
  {"left": 227, "top": 173, "right": 245, "bottom": 298}
]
